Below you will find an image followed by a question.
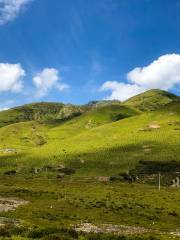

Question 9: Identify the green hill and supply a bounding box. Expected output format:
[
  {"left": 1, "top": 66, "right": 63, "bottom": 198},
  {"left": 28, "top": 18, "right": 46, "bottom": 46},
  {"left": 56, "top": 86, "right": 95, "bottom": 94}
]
[
  {"left": 0, "top": 102, "right": 93, "bottom": 128},
  {"left": 0, "top": 89, "right": 180, "bottom": 238},
  {"left": 0, "top": 102, "right": 139, "bottom": 147},
  {"left": 18, "top": 100, "right": 178, "bottom": 176},
  {"left": 1, "top": 89, "right": 178, "bottom": 128},
  {"left": 0, "top": 89, "right": 179, "bottom": 176},
  {"left": 0, "top": 102, "right": 64, "bottom": 127},
  {"left": 124, "top": 89, "right": 179, "bottom": 111},
  {"left": 0, "top": 100, "right": 127, "bottom": 128}
]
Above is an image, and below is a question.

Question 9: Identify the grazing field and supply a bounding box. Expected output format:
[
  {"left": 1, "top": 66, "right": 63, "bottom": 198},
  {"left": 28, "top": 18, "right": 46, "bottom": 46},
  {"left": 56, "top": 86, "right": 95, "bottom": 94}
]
[
  {"left": 0, "top": 178, "right": 180, "bottom": 239},
  {"left": 0, "top": 90, "right": 179, "bottom": 239}
]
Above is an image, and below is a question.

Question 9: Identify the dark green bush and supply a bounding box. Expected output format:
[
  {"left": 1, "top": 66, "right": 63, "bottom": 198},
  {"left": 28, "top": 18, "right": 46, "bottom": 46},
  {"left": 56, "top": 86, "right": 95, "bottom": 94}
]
[{"left": 0, "top": 227, "right": 11, "bottom": 237}]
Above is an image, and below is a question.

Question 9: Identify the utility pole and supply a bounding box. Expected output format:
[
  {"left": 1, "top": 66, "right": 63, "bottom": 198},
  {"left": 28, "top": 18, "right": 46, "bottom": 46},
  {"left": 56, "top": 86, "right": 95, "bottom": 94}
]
[{"left": 158, "top": 172, "right": 161, "bottom": 191}]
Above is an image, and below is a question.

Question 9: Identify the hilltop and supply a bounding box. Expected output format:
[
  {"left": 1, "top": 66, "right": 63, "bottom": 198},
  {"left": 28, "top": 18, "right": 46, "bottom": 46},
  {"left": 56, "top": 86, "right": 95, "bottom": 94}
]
[
  {"left": 124, "top": 89, "right": 179, "bottom": 111},
  {"left": 0, "top": 102, "right": 90, "bottom": 127}
]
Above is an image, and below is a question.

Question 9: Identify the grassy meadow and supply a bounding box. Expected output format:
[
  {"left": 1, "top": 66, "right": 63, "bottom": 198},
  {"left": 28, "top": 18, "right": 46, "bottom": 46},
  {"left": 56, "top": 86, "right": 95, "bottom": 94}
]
[{"left": 0, "top": 90, "right": 179, "bottom": 239}]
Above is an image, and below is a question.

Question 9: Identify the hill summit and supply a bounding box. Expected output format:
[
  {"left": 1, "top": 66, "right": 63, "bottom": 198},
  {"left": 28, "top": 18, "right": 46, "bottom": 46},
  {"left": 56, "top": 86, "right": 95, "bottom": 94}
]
[{"left": 124, "top": 89, "right": 179, "bottom": 111}]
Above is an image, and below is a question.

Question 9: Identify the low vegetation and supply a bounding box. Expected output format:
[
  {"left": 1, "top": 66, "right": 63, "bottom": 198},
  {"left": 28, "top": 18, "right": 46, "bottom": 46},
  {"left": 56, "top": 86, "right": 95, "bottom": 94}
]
[{"left": 0, "top": 89, "right": 179, "bottom": 239}]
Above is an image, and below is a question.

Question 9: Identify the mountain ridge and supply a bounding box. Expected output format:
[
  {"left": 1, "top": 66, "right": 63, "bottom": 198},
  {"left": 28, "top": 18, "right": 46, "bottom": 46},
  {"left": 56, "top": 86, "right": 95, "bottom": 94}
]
[{"left": 0, "top": 89, "right": 179, "bottom": 128}]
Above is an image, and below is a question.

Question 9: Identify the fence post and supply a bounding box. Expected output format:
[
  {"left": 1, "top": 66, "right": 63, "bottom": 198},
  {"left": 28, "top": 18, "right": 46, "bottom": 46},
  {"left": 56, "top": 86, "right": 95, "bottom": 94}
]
[{"left": 158, "top": 172, "right": 161, "bottom": 191}]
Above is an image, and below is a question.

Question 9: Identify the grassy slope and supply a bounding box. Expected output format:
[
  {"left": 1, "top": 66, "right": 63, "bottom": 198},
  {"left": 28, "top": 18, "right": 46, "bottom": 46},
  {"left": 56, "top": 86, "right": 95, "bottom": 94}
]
[
  {"left": 47, "top": 103, "right": 139, "bottom": 140},
  {"left": 124, "top": 89, "right": 179, "bottom": 111},
  {"left": 0, "top": 101, "right": 179, "bottom": 176},
  {"left": 0, "top": 102, "right": 64, "bottom": 128},
  {"left": 0, "top": 90, "right": 180, "bottom": 238},
  {"left": 0, "top": 121, "right": 48, "bottom": 148},
  {"left": 0, "top": 102, "right": 139, "bottom": 146},
  {"left": 29, "top": 101, "right": 180, "bottom": 176}
]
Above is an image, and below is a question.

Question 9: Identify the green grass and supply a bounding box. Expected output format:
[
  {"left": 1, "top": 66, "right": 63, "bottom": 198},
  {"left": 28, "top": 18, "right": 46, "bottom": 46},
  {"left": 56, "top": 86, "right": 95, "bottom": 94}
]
[
  {"left": 0, "top": 90, "right": 179, "bottom": 239},
  {"left": 1, "top": 101, "right": 178, "bottom": 176},
  {"left": 0, "top": 102, "right": 64, "bottom": 128},
  {"left": 0, "top": 178, "right": 179, "bottom": 239},
  {"left": 124, "top": 89, "right": 179, "bottom": 111}
]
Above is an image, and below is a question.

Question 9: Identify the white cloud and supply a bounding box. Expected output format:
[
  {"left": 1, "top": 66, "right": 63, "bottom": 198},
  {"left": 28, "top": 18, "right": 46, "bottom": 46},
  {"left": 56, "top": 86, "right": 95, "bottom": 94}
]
[
  {"left": 100, "top": 81, "right": 145, "bottom": 101},
  {"left": 33, "top": 68, "right": 69, "bottom": 98},
  {"left": 0, "top": 63, "right": 25, "bottom": 93},
  {"left": 0, "top": 0, "right": 31, "bottom": 25},
  {"left": 127, "top": 54, "right": 180, "bottom": 89},
  {"left": 101, "top": 54, "right": 180, "bottom": 101}
]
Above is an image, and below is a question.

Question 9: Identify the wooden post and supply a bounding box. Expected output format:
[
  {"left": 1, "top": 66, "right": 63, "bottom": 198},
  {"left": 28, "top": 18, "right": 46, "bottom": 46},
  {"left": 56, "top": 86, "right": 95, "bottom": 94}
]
[{"left": 158, "top": 172, "right": 161, "bottom": 191}]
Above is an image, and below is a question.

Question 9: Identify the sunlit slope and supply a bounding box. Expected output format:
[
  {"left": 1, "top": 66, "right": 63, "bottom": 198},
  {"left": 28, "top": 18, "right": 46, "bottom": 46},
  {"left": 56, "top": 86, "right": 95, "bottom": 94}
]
[
  {"left": 124, "top": 89, "right": 179, "bottom": 111},
  {"left": 14, "top": 101, "right": 179, "bottom": 176},
  {"left": 41, "top": 101, "right": 180, "bottom": 155},
  {"left": 0, "top": 103, "right": 138, "bottom": 147},
  {"left": 47, "top": 103, "right": 139, "bottom": 140},
  {"left": 0, "top": 121, "right": 49, "bottom": 148},
  {"left": 0, "top": 90, "right": 179, "bottom": 176}
]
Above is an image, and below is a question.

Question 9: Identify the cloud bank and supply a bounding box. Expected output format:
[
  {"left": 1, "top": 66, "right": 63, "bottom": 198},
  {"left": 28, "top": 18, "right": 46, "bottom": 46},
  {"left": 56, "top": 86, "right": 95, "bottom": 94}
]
[
  {"left": 33, "top": 68, "right": 69, "bottom": 98},
  {"left": 0, "top": 0, "right": 31, "bottom": 25},
  {"left": 101, "top": 81, "right": 145, "bottom": 101},
  {"left": 101, "top": 54, "right": 180, "bottom": 101},
  {"left": 0, "top": 63, "right": 25, "bottom": 92}
]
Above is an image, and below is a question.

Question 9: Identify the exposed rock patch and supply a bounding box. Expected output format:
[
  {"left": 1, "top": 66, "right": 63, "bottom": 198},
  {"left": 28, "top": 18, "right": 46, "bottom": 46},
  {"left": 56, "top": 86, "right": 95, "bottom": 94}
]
[
  {"left": 170, "top": 230, "right": 180, "bottom": 237},
  {"left": 138, "top": 123, "right": 161, "bottom": 132},
  {"left": 0, "top": 197, "right": 28, "bottom": 213},
  {"left": 74, "top": 223, "right": 149, "bottom": 235},
  {"left": 148, "top": 124, "right": 160, "bottom": 129}
]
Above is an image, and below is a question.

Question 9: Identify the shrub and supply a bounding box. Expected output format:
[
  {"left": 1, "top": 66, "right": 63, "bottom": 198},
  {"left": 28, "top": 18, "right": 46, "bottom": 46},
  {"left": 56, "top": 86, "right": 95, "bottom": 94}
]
[{"left": 0, "top": 227, "right": 11, "bottom": 237}]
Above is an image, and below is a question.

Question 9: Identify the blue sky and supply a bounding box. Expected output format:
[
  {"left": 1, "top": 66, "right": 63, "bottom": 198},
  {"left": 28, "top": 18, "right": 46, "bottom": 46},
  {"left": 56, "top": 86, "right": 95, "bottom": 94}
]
[{"left": 0, "top": 0, "right": 180, "bottom": 109}]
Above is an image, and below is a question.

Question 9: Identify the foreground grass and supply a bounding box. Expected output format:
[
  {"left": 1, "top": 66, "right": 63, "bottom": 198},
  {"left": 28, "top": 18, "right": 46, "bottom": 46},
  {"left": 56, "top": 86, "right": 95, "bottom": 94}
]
[{"left": 0, "top": 176, "right": 179, "bottom": 230}]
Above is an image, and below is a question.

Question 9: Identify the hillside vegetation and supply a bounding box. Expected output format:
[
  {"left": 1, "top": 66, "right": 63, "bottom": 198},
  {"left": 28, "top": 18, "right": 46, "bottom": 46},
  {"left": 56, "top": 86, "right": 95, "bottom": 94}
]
[
  {"left": 0, "top": 90, "right": 179, "bottom": 167},
  {"left": 0, "top": 90, "right": 179, "bottom": 174},
  {"left": 124, "top": 89, "right": 179, "bottom": 111},
  {"left": 0, "top": 89, "right": 180, "bottom": 239}
]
